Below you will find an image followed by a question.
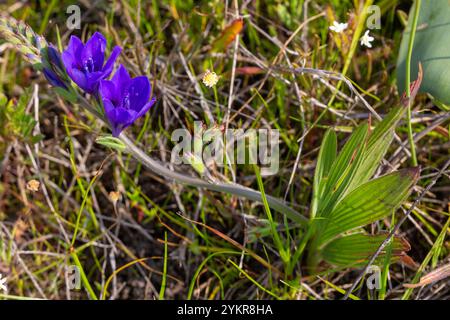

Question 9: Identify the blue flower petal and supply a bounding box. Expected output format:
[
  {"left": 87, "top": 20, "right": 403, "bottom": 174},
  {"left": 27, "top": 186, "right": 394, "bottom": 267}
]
[
  {"left": 99, "top": 80, "right": 119, "bottom": 104},
  {"left": 81, "top": 32, "right": 106, "bottom": 72},
  {"left": 62, "top": 49, "right": 76, "bottom": 72},
  {"left": 85, "top": 71, "right": 105, "bottom": 94},
  {"left": 111, "top": 65, "right": 131, "bottom": 97},
  {"left": 107, "top": 107, "right": 137, "bottom": 137},
  {"left": 102, "top": 46, "right": 122, "bottom": 78},
  {"left": 66, "top": 36, "right": 84, "bottom": 67},
  {"left": 135, "top": 96, "right": 156, "bottom": 119},
  {"left": 127, "top": 76, "right": 150, "bottom": 112},
  {"left": 68, "top": 68, "right": 88, "bottom": 91}
]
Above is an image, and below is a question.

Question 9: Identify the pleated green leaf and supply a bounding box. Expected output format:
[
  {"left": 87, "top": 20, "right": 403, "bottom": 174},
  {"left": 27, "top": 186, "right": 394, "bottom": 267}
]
[
  {"left": 345, "top": 106, "right": 408, "bottom": 194},
  {"left": 318, "top": 168, "right": 419, "bottom": 245},
  {"left": 322, "top": 233, "right": 410, "bottom": 268},
  {"left": 311, "top": 129, "right": 337, "bottom": 218},
  {"left": 316, "top": 124, "right": 368, "bottom": 217}
]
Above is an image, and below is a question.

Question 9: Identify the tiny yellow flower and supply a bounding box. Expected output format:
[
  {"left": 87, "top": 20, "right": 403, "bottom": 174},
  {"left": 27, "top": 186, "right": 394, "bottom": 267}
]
[
  {"left": 26, "top": 179, "right": 40, "bottom": 192},
  {"left": 109, "top": 191, "right": 121, "bottom": 203},
  {"left": 202, "top": 70, "right": 219, "bottom": 88}
]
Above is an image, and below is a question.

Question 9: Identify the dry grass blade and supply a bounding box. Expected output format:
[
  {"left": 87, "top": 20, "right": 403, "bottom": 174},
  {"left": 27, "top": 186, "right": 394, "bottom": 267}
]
[{"left": 403, "top": 262, "right": 450, "bottom": 288}]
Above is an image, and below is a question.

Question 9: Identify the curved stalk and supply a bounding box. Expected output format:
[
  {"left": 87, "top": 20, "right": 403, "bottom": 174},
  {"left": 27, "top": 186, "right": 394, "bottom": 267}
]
[
  {"left": 119, "top": 133, "right": 307, "bottom": 225},
  {"left": 76, "top": 95, "right": 307, "bottom": 225}
]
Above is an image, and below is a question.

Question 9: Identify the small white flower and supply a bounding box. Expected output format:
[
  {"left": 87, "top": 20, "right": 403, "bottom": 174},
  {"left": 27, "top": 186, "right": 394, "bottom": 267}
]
[
  {"left": 360, "top": 30, "right": 374, "bottom": 48},
  {"left": 202, "top": 70, "right": 219, "bottom": 88},
  {"left": 329, "top": 21, "right": 348, "bottom": 33},
  {"left": 0, "top": 273, "right": 7, "bottom": 293}
]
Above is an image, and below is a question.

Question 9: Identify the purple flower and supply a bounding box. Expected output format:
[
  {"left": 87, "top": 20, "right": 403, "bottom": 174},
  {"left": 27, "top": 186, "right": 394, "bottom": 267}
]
[
  {"left": 99, "top": 65, "right": 156, "bottom": 137},
  {"left": 62, "top": 32, "right": 121, "bottom": 94}
]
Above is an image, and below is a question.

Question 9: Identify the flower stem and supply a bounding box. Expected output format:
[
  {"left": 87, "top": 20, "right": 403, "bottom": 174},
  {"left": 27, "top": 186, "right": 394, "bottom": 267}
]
[
  {"left": 118, "top": 133, "right": 308, "bottom": 225},
  {"left": 74, "top": 93, "right": 307, "bottom": 225},
  {"left": 405, "top": 0, "right": 421, "bottom": 166},
  {"left": 70, "top": 250, "right": 98, "bottom": 300}
]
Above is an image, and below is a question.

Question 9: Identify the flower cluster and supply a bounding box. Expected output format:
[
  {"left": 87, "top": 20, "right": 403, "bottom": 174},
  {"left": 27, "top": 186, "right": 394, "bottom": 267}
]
[
  {"left": 47, "top": 32, "right": 156, "bottom": 137},
  {"left": 202, "top": 70, "right": 219, "bottom": 88},
  {"left": 328, "top": 20, "right": 375, "bottom": 48}
]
